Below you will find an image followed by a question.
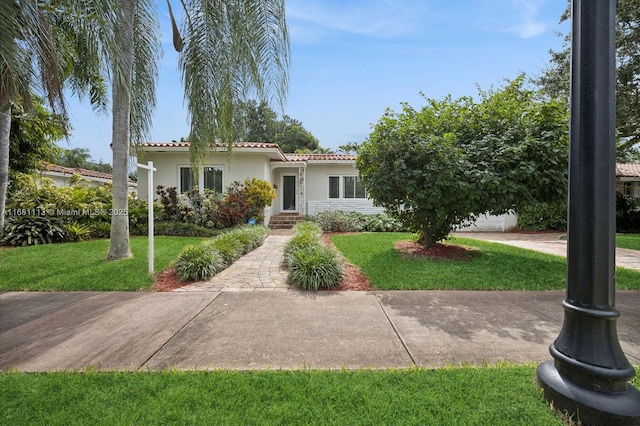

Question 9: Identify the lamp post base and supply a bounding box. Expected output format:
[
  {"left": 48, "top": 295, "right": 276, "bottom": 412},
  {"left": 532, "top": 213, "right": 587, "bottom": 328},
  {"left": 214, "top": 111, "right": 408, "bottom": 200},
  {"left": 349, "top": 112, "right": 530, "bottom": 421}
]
[{"left": 537, "top": 361, "right": 640, "bottom": 426}]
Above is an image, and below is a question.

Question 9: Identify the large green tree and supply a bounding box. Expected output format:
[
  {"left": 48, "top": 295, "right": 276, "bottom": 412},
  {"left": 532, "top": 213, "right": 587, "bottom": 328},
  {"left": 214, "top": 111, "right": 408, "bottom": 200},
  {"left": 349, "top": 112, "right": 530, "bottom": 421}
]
[
  {"left": 536, "top": 0, "right": 640, "bottom": 155},
  {"left": 0, "top": 0, "right": 114, "bottom": 238},
  {"left": 239, "top": 100, "right": 319, "bottom": 152},
  {"left": 10, "top": 97, "right": 68, "bottom": 174},
  {"left": 358, "top": 78, "right": 569, "bottom": 246}
]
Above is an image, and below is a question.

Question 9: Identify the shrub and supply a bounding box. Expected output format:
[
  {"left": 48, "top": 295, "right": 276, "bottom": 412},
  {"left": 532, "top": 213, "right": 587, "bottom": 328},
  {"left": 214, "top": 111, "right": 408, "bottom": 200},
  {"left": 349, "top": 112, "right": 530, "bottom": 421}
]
[
  {"left": 283, "top": 222, "right": 323, "bottom": 266},
  {"left": 208, "top": 233, "right": 245, "bottom": 266},
  {"left": 2, "top": 216, "right": 68, "bottom": 246},
  {"left": 287, "top": 245, "right": 343, "bottom": 291},
  {"left": 517, "top": 201, "right": 567, "bottom": 231},
  {"left": 616, "top": 192, "right": 640, "bottom": 233},
  {"left": 62, "top": 222, "right": 92, "bottom": 242},
  {"left": 153, "top": 221, "right": 219, "bottom": 237},
  {"left": 214, "top": 182, "right": 250, "bottom": 228},
  {"left": 284, "top": 221, "right": 343, "bottom": 290},
  {"left": 226, "top": 225, "right": 269, "bottom": 253},
  {"left": 90, "top": 221, "right": 111, "bottom": 238},
  {"left": 244, "top": 178, "right": 277, "bottom": 223},
  {"left": 312, "top": 209, "right": 363, "bottom": 232},
  {"left": 174, "top": 244, "right": 224, "bottom": 282}
]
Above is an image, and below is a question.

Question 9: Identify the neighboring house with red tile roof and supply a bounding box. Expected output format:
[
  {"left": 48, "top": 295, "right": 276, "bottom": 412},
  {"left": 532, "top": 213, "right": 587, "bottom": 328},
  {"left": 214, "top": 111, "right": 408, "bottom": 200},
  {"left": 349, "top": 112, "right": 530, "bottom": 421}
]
[
  {"left": 616, "top": 163, "right": 640, "bottom": 198},
  {"left": 39, "top": 163, "right": 137, "bottom": 193},
  {"left": 136, "top": 142, "right": 517, "bottom": 231}
]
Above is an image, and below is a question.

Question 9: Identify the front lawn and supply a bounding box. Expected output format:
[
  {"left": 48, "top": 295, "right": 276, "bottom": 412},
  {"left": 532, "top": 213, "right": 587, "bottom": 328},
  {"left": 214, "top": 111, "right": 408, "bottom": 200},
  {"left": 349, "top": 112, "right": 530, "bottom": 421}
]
[
  {"left": 616, "top": 233, "right": 640, "bottom": 250},
  {"left": 0, "top": 367, "right": 569, "bottom": 425},
  {"left": 0, "top": 237, "right": 206, "bottom": 291},
  {"left": 330, "top": 233, "right": 640, "bottom": 290}
]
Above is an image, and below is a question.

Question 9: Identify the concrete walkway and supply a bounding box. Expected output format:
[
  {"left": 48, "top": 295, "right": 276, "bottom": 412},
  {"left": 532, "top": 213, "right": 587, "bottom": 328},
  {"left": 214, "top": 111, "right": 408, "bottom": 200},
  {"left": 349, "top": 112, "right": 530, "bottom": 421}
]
[
  {"left": 1, "top": 231, "right": 638, "bottom": 372},
  {"left": 454, "top": 231, "right": 640, "bottom": 271},
  {"left": 1, "top": 290, "right": 638, "bottom": 372}
]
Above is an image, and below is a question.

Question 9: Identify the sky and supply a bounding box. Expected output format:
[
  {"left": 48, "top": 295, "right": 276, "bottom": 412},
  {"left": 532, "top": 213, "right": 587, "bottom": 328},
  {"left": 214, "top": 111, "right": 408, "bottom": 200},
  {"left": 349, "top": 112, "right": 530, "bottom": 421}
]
[{"left": 63, "top": 0, "right": 570, "bottom": 164}]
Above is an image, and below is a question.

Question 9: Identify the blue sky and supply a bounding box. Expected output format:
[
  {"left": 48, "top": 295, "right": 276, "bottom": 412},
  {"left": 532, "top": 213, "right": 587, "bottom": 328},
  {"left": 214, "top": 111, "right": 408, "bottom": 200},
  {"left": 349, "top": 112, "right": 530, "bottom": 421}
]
[{"left": 64, "top": 0, "right": 569, "bottom": 164}]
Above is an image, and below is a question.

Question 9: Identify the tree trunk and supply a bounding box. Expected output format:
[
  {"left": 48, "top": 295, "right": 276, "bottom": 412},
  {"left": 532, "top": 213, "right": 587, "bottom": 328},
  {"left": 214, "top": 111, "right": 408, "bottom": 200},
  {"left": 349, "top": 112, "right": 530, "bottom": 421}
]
[
  {"left": 0, "top": 89, "right": 12, "bottom": 240},
  {"left": 107, "top": 0, "right": 135, "bottom": 260}
]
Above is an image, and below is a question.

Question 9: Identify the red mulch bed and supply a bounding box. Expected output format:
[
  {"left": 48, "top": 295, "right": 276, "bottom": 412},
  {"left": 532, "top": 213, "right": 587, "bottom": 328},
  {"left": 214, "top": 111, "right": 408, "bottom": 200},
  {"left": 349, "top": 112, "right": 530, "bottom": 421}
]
[
  {"left": 394, "top": 240, "right": 480, "bottom": 260},
  {"left": 321, "top": 233, "right": 372, "bottom": 291},
  {"left": 154, "top": 268, "right": 194, "bottom": 292}
]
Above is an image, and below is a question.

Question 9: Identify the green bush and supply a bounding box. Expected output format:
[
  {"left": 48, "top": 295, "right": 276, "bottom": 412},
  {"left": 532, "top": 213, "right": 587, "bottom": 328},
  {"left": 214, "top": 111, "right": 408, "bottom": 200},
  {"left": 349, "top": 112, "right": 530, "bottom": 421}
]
[
  {"left": 208, "top": 233, "right": 245, "bottom": 266},
  {"left": 90, "top": 221, "right": 111, "bottom": 238},
  {"left": 283, "top": 222, "right": 322, "bottom": 266},
  {"left": 153, "top": 221, "right": 219, "bottom": 237},
  {"left": 62, "top": 222, "right": 92, "bottom": 242},
  {"left": 311, "top": 210, "right": 406, "bottom": 233},
  {"left": 517, "top": 201, "right": 567, "bottom": 231},
  {"left": 174, "top": 244, "right": 224, "bottom": 282},
  {"left": 284, "top": 221, "right": 343, "bottom": 290},
  {"left": 226, "top": 225, "right": 269, "bottom": 253},
  {"left": 287, "top": 245, "right": 343, "bottom": 291},
  {"left": 2, "top": 216, "right": 68, "bottom": 246},
  {"left": 311, "top": 209, "right": 364, "bottom": 232}
]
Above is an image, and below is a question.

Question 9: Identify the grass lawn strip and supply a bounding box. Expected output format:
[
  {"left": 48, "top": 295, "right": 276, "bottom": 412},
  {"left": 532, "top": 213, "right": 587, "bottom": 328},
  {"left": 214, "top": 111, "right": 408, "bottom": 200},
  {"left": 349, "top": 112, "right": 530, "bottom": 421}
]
[
  {"left": 0, "top": 366, "right": 580, "bottom": 425},
  {"left": 616, "top": 234, "right": 640, "bottom": 250},
  {"left": 330, "top": 233, "right": 640, "bottom": 290},
  {"left": 0, "top": 237, "right": 206, "bottom": 291}
]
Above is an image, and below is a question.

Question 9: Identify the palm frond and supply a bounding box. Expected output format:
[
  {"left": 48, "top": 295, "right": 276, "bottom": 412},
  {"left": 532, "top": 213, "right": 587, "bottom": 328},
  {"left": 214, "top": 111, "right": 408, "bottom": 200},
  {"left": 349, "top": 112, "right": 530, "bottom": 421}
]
[
  {"left": 130, "top": 0, "right": 162, "bottom": 144},
  {"left": 178, "top": 0, "right": 289, "bottom": 164}
]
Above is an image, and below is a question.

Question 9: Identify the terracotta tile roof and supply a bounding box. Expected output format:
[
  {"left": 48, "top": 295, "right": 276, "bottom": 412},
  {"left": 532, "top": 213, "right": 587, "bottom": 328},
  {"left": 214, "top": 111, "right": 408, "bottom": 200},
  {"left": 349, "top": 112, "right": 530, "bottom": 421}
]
[
  {"left": 141, "top": 141, "right": 281, "bottom": 149},
  {"left": 141, "top": 142, "right": 357, "bottom": 162},
  {"left": 283, "top": 153, "right": 357, "bottom": 161},
  {"left": 616, "top": 163, "right": 640, "bottom": 178},
  {"left": 41, "top": 163, "right": 137, "bottom": 185}
]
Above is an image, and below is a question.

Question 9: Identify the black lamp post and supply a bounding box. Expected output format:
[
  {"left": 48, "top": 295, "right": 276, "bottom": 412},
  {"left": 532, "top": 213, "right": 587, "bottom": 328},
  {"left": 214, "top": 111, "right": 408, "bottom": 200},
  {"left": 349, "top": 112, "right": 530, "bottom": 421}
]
[{"left": 536, "top": 0, "right": 640, "bottom": 424}]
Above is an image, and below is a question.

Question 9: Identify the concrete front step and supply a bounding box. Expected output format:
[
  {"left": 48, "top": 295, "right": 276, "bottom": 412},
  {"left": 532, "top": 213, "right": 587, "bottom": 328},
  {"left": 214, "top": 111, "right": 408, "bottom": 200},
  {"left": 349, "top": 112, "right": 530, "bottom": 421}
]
[{"left": 268, "top": 214, "right": 305, "bottom": 229}]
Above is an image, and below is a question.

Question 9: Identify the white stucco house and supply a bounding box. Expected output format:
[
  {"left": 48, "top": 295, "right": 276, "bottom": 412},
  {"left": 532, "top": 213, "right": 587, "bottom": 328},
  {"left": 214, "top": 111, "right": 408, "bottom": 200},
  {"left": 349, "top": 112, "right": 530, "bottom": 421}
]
[
  {"left": 616, "top": 163, "right": 640, "bottom": 198},
  {"left": 135, "top": 141, "right": 516, "bottom": 231}
]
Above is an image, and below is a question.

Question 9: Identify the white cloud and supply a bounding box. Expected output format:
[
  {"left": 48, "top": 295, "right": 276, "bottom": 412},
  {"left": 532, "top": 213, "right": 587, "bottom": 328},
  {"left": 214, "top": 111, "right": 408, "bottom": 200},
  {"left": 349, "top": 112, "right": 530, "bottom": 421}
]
[
  {"left": 504, "top": 0, "right": 550, "bottom": 38},
  {"left": 286, "top": 0, "right": 429, "bottom": 41}
]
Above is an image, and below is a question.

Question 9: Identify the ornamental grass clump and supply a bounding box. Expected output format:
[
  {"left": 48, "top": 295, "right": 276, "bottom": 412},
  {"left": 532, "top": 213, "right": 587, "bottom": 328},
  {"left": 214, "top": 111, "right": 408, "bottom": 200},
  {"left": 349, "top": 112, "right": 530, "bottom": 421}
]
[
  {"left": 283, "top": 222, "right": 322, "bottom": 267},
  {"left": 174, "top": 244, "right": 224, "bottom": 282},
  {"left": 227, "top": 225, "right": 269, "bottom": 253},
  {"left": 288, "top": 245, "right": 343, "bottom": 291},
  {"left": 207, "top": 233, "right": 244, "bottom": 266},
  {"left": 285, "top": 221, "right": 342, "bottom": 290}
]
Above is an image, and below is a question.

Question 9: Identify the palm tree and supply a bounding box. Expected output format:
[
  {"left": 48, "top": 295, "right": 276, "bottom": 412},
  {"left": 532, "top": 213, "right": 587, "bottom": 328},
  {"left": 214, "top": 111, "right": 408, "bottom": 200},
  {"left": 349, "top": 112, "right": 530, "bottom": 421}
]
[
  {"left": 0, "top": 0, "right": 114, "bottom": 238},
  {"left": 107, "top": 0, "right": 289, "bottom": 260},
  {"left": 107, "top": 0, "right": 160, "bottom": 260}
]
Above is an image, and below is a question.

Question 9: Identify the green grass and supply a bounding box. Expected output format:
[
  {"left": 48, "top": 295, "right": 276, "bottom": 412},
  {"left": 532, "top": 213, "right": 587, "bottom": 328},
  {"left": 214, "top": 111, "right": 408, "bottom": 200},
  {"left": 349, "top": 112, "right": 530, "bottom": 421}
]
[
  {"left": 330, "top": 233, "right": 640, "bottom": 290},
  {"left": 616, "top": 233, "right": 640, "bottom": 250},
  {"left": 0, "top": 237, "right": 206, "bottom": 291},
  {"left": 0, "top": 367, "right": 572, "bottom": 426}
]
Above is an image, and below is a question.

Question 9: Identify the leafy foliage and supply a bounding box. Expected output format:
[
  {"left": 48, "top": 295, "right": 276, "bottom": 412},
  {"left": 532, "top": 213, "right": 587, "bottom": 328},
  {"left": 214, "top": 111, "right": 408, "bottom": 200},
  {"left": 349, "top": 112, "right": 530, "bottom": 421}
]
[
  {"left": 358, "top": 77, "right": 569, "bottom": 246},
  {"left": 535, "top": 0, "right": 640, "bottom": 157},
  {"left": 2, "top": 216, "right": 68, "bottom": 247},
  {"left": 174, "top": 244, "right": 224, "bottom": 282},
  {"left": 173, "top": 225, "right": 269, "bottom": 281},
  {"left": 310, "top": 210, "right": 406, "bottom": 233},
  {"left": 284, "top": 221, "right": 342, "bottom": 290},
  {"left": 243, "top": 178, "right": 276, "bottom": 222},
  {"left": 517, "top": 200, "right": 567, "bottom": 232},
  {"left": 616, "top": 193, "right": 640, "bottom": 233},
  {"left": 287, "top": 245, "right": 343, "bottom": 291},
  {"left": 153, "top": 222, "right": 219, "bottom": 237}
]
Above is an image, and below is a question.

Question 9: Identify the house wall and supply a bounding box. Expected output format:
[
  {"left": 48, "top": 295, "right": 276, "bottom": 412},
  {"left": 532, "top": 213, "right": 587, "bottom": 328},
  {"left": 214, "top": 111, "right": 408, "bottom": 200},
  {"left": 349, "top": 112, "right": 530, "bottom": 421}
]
[
  {"left": 304, "top": 163, "right": 382, "bottom": 216},
  {"left": 137, "top": 152, "right": 272, "bottom": 200},
  {"left": 456, "top": 212, "right": 519, "bottom": 232}
]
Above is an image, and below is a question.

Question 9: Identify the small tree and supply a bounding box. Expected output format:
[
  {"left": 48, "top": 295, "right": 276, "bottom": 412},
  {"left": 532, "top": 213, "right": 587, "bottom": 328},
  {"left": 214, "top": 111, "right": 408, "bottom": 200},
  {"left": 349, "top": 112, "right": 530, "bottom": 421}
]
[{"left": 358, "top": 78, "right": 569, "bottom": 247}]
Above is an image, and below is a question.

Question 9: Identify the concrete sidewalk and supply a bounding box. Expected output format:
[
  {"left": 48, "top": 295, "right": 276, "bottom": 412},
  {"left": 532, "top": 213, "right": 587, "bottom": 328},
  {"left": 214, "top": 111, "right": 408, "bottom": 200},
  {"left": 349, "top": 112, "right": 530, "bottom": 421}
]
[
  {"left": 455, "top": 231, "right": 640, "bottom": 271},
  {"left": 1, "top": 290, "right": 639, "bottom": 372}
]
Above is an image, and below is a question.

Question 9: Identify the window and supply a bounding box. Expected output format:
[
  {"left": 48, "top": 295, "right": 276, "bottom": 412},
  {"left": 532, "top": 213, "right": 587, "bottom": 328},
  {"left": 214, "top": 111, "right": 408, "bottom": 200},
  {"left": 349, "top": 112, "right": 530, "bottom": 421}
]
[
  {"left": 329, "top": 176, "right": 340, "bottom": 199},
  {"left": 179, "top": 166, "right": 223, "bottom": 194},
  {"left": 328, "top": 175, "right": 367, "bottom": 199},
  {"left": 204, "top": 167, "right": 223, "bottom": 193},
  {"left": 343, "top": 176, "right": 366, "bottom": 199}
]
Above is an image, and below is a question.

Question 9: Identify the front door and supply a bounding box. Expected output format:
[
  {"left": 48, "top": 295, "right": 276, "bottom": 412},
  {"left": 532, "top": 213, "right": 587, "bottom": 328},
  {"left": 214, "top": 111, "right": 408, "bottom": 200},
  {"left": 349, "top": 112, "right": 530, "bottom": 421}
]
[{"left": 282, "top": 175, "right": 297, "bottom": 211}]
